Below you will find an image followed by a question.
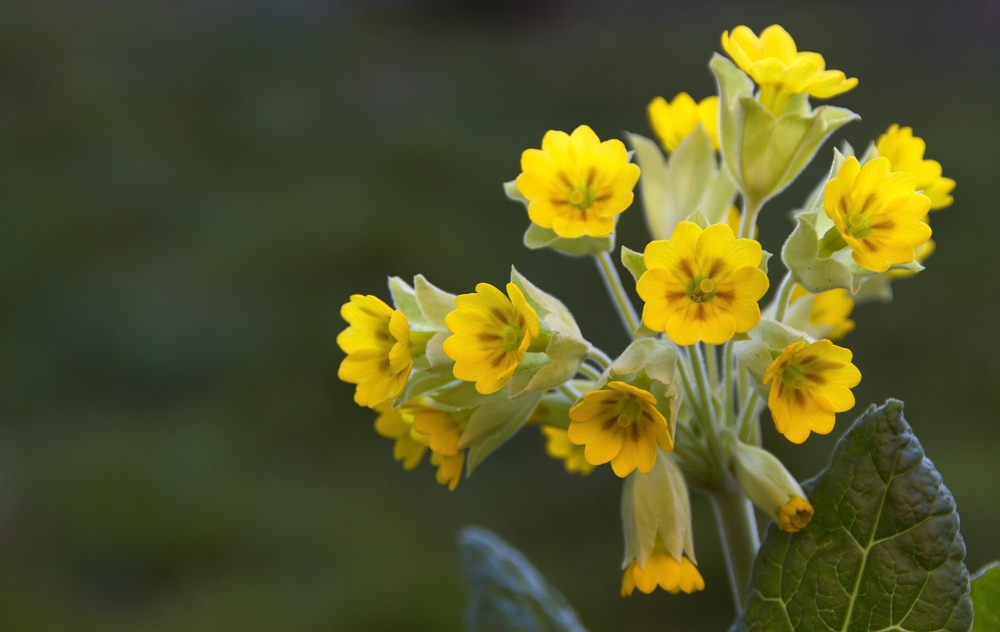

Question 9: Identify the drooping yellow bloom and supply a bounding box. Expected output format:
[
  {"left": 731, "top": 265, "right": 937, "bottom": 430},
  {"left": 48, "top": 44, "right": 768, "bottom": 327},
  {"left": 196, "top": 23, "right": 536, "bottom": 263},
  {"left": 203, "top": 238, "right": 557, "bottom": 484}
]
[
  {"left": 647, "top": 93, "right": 719, "bottom": 152},
  {"left": 431, "top": 452, "right": 464, "bottom": 492},
  {"left": 567, "top": 381, "right": 672, "bottom": 477},
  {"left": 823, "top": 156, "right": 932, "bottom": 273},
  {"left": 877, "top": 124, "right": 955, "bottom": 210},
  {"left": 414, "top": 408, "right": 466, "bottom": 491},
  {"left": 338, "top": 295, "right": 412, "bottom": 407},
  {"left": 637, "top": 222, "right": 769, "bottom": 345},
  {"left": 443, "top": 283, "right": 540, "bottom": 395},
  {"left": 373, "top": 401, "right": 428, "bottom": 470},
  {"left": 789, "top": 284, "right": 855, "bottom": 341},
  {"left": 763, "top": 339, "right": 861, "bottom": 444},
  {"left": 777, "top": 496, "right": 814, "bottom": 533},
  {"left": 540, "top": 426, "right": 594, "bottom": 475},
  {"left": 515, "top": 125, "right": 640, "bottom": 238},
  {"left": 721, "top": 25, "right": 858, "bottom": 115},
  {"left": 621, "top": 543, "right": 704, "bottom": 596}
]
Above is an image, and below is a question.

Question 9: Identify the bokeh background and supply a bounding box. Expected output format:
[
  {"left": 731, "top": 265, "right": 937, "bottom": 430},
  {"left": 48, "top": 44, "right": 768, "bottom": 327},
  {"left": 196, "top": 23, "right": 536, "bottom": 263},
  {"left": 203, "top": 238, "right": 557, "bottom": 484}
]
[{"left": 0, "top": 1, "right": 997, "bottom": 630}]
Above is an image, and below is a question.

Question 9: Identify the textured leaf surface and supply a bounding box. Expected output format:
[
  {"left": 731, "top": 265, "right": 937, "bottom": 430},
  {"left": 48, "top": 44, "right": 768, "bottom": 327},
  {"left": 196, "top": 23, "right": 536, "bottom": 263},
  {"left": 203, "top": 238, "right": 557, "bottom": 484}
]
[
  {"left": 458, "top": 526, "right": 587, "bottom": 632},
  {"left": 738, "top": 400, "right": 973, "bottom": 632},
  {"left": 971, "top": 562, "right": 1000, "bottom": 632}
]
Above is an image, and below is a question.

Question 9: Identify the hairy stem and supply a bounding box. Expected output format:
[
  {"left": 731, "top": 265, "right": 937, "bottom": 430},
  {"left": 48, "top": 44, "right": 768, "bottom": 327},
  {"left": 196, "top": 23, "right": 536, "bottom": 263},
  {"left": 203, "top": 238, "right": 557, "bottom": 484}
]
[
  {"left": 577, "top": 362, "right": 603, "bottom": 382},
  {"left": 593, "top": 251, "right": 640, "bottom": 337},
  {"left": 723, "top": 340, "right": 735, "bottom": 429},
  {"left": 709, "top": 485, "right": 761, "bottom": 615},
  {"left": 739, "top": 197, "right": 762, "bottom": 240},
  {"left": 773, "top": 271, "right": 795, "bottom": 322},
  {"left": 586, "top": 347, "right": 613, "bottom": 369}
]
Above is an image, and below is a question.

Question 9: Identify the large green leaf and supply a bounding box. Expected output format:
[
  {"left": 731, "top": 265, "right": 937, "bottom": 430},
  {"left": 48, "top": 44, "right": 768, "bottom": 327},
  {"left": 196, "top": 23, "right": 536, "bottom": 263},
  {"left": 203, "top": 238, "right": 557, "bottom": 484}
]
[
  {"left": 971, "top": 562, "right": 1000, "bottom": 632},
  {"left": 738, "top": 400, "right": 973, "bottom": 632},
  {"left": 458, "top": 526, "right": 587, "bottom": 632}
]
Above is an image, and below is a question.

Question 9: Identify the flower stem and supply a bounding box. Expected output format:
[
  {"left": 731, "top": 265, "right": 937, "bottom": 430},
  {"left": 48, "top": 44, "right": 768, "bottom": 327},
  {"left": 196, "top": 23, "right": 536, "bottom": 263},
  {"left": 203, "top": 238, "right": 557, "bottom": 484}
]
[
  {"left": 593, "top": 251, "right": 640, "bottom": 337},
  {"left": 723, "top": 340, "right": 735, "bottom": 429},
  {"left": 709, "top": 484, "right": 760, "bottom": 615},
  {"left": 577, "top": 362, "right": 603, "bottom": 382},
  {"left": 739, "top": 198, "right": 762, "bottom": 240},
  {"left": 586, "top": 347, "right": 613, "bottom": 369},
  {"left": 773, "top": 271, "right": 795, "bottom": 322}
]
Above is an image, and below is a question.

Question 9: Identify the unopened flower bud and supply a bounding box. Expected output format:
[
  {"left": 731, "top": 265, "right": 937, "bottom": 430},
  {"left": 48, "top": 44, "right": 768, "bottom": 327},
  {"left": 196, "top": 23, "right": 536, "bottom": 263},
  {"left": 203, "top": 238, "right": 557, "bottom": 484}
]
[{"left": 733, "top": 441, "right": 814, "bottom": 533}]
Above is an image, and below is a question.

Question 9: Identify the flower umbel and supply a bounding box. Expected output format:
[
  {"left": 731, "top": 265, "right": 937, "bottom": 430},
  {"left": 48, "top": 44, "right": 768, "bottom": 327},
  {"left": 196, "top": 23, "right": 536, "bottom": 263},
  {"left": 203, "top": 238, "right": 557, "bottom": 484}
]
[
  {"left": 621, "top": 542, "right": 705, "bottom": 597},
  {"left": 637, "top": 222, "right": 769, "bottom": 345},
  {"left": 337, "top": 294, "right": 412, "bottom": 407},
  {"left": 763, "top": 339, "right": 862, "bottom": 444},
  {"left": 877, "top": 124, "right": 955, "bottom": 210},
  {"left": 567, "top": 381, "right": 672, "bottom": 477},
  {"left": 443, "top": 283, "right": 540, "bottom": 395},
  {"left": 647, "top": 93, "right": 719, "bottom": 152},
  {"left": 515, "top": 125, "right": 640, "bottom": 238},
  {"left": 721, "top": 24, "right": 858, "bottom": 115},
  {"left": 540, "top": 426, "right": 594, "bottom": 475}
]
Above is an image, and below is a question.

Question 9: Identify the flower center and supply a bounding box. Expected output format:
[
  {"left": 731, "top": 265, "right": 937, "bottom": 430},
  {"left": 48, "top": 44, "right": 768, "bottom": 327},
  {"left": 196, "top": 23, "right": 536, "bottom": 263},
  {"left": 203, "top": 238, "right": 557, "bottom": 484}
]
[
  {"left": 699, "top": 278, "right": 716, "bottom": 293},
  {"left": 567, "top": 186, "right": 596, "bottom": 210},
  {"left": 845, "top": 211, "right": 871, "bottom": 239},
  {"left": 613, "top": 398, "right": 642, "bottom": 429},
  {"left": 616, "top": 413, "right": 633, "bottom": 428},
  {"left": 782, "top": 364, "right": 808, "bottom": 389},
  {"left": 688, "top": 276, "right": 717, "bottom": 303},
  {"left": 499, "top": 325, "right": 524, "bottom": 352}
]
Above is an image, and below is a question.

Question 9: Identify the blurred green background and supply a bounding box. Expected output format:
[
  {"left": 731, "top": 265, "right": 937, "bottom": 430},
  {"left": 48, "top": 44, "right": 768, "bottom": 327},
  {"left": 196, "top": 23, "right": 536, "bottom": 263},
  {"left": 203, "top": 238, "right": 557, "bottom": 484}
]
[{"left": 0, "top": 1, "right": 997, "bottom": 630}]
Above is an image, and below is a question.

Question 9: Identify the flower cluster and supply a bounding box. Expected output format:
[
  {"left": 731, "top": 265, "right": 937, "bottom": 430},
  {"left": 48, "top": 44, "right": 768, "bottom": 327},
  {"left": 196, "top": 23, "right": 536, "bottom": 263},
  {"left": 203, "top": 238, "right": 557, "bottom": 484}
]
[{"left": 337, "top": 23, "right": 953, "bottom": 601}]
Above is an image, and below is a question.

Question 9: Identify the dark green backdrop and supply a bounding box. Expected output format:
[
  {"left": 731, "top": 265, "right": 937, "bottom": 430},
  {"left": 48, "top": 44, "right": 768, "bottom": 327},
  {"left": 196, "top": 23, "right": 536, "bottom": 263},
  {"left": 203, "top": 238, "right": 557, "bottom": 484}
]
[{"left": 0, "top": 1, "right": 996, "bottom": 630}]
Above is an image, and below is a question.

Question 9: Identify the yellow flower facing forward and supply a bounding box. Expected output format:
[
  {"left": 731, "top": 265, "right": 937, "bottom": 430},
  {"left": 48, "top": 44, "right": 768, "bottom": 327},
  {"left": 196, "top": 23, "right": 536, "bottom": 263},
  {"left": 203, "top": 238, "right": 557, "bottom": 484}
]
[
  {"left": 647, "top": 93, "right": 719, "bottom": 152},
  {"left": 540, "top": 426, "right": 594, "bottom": 475},
  {"left": 621, "top": 542, "right": 704, "bottom": 597},
  {"left": 823, "top": 156, "right": 933, "bottom": 273},
  {"left": 637, "top": 222, "right": 769, "bottom": 345},
  {"left": 373, "top": 401, "right": 428, "bottom": 471},
  {"left": 443, "top": 283, "right": 540, "bottom": 395},
  {"left": 778, "top": 496, "right": 814, "bottom": 533},
  {"left": 763, "top": 340, "right": 861, "bottom": 444},
  {"left": 877, "top": 124, "right": 955, "bottom": 210},
  {"left": 515, "top": 125, "right": 640, "bottom": 238},
  {"left": 567, "top": 382, "right": 672, "bottom": 477},
  {"left": 338, "top": 295, "right": 412, "bottom": 407},
  {"left": 789, "top": 284, "right": 856, "bottom": 341},
  {"left": 414, "top": 407, "right": 466, "bottom": 491},
  {"left": 721, "top": 24, "right": 858, "bottom": 115}
]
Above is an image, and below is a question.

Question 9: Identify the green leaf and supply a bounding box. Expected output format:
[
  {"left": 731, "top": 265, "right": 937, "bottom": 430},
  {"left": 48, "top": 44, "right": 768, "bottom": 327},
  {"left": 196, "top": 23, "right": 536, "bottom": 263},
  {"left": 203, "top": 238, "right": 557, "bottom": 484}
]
[
  {"left": 737, "top": 400, "right": 974, "bottom": 632},
  {"left": 971, "top": 562, "right": 1000, "bottom": 632},
  {"left": 458, "top": 526, "right": 587, "bottom": 632},
  {"left": 522, "top": 223, "right": 614, "bottom": 257}
]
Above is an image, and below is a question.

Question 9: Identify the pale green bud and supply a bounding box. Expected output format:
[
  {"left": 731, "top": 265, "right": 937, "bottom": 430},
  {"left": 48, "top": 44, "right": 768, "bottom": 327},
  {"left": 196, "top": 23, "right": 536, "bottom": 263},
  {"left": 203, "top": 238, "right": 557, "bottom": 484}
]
[
  {"left": 621, "top": 450, "right": 695, "bottom": 567},
  {"left": 732, "top": 441, "right": 814, "bottom": 533}
]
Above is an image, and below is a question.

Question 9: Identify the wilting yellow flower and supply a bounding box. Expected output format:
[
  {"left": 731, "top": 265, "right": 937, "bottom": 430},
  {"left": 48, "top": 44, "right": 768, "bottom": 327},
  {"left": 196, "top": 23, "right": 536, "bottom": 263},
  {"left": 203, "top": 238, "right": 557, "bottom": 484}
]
[
  {"left": 789, "top": 284, "right": 855, "bottom": 341},
  {"left": 443, "top": 283, "right": 540, "bottom": 395},
  {"left": 823, "top": 156, "right": 932, "bottom": 273},
  {"left": 621, "top": 543, "right": 704, "bottom": 596},
  {"left": 540, "top": 426, "right": 594, "bottom": 475},
  {"left": 373, "top": 401, "right": 428, "bottom": 470},
  {"left": 637, "top": 222, "right": 769, "bottom": 345},
  {"left": 889, "top": 238, "right": 935, "bottom": 279},
  {"left": 721, "top": 24, "right": 858, "bottom": 115},
  {"left": 567, "top": 381, "right": 672, "bottom": 477},
  {"left": 515, "top": 125, "right": 640, "bottom": 238},
  {"left": 414, "top": 407, "right": 466, "bottom": 491},
  {"left": 647, "top": 93, "right": 719, "bottom": 152},
  {"left": 763, "top": 339, "right": 861, "bottom": 444},
  {"left": 877, "top": 124, "right": 955, "bottom": 210},
  {"left": 777, "top": 496, "right": 814, "bottom": 533},
  {"left": 338, "top": 294, "right": 412, "bottom": 407}
]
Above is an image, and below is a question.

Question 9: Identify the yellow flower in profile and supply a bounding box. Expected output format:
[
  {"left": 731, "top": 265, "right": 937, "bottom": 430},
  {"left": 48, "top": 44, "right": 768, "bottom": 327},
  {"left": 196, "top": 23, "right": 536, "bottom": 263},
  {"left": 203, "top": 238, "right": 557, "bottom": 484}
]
[
  {"left": 721, "top": 25, "right": 858, "bottom": 115},
  {"left": 789, "top": 284, "right": 855, "bottom": 341},
  {"left": 515, "top": 125, "right": 640, "bottom": 238},
  {"left": 877, "top": 124, "right": 955, "bottom": 210},
  {"left": 763, "top": 339, "right": 861, "bottom": 444},
  {"left": 540, "top": 426, "right": 594, "bottom": 475},
  {"left": 338, "top": 295, "right": 412, "bottom": 407},
  {"left": 777, "top": 496, "right": 814, "bottom": 533},
  {"left": 443, "top": 283, "right": 540, "bottom": 394},
  {"left": 647, "top": 93, "right": 719, "bottom": 152},
  {"left": 373, "top": 401, "right": 428, "bottom": 470},
  {"left": 636, "top": 222, "right": 769, "bottom": 345},
  {"left": 414, "top": 408, "right": 466, "bottom": 491},
  {"left": 823, "top": 156, "right": 933, "bottom": 273},
  {"left": 621, "top": 542, "right": 704, "bottom": 596},
  {"left": 567, "top": 381, "right": 672, "bottom": 477}
]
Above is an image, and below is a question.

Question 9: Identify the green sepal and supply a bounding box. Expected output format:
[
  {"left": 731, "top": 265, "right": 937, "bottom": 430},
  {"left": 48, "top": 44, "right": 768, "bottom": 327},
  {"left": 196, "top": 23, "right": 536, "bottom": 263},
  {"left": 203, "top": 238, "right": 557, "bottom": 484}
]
[
  {"left": 684, "top": 208, "right": 710, "bottom": 229},
  {"left": 522, "top": 222, "right": 614, "bottom": 257},
  {"left": 387, "top": 276, "right": 430, "bottom": 328},
  {"left": 620, "top": 246, "right": 647, "bottom": 282},
  {"left": 461, "top": 389, "right": 543, "bottom": 474},
  {"left": 734, "top": 318, "right": 808, "bottom": 396},
  {"left": 735, "top": 400, "right": 974, "bottom": 632},
  {"left": 622, "top": 450, "right": 694, "bottom": 569},
  {"left": 424, "top": 330, "right": 452, "bottom": 368},
  {"left": 971, "top": 562, "right": 1000, "bottom": 632},
  {"left": 394, "top": 364, "right": 460, "bottom": 406},
  {"left": 413, "top": 274, "right": 457, "bottom": 329},
  {"left": 510, "top": 266, "right": 585, "bottom": 341}
]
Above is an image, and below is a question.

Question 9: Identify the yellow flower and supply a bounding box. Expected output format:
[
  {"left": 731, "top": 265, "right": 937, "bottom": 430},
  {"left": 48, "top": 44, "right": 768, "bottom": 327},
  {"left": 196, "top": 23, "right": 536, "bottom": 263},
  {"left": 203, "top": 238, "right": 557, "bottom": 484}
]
[
  {"left": 515, "top": 125, "right": 640, "bottom": 238},
  {"left": 823, "top": 156, "right": 933, "bottom": 273},
  {"left": 443, "top": 283, "right": 540, "bottom": 394},
  {"left": 431, "top": 452, "right": 464, "bottom": 491},
  {"left": 877, "top": 124, "right": 955, "bottom": 210},
  {"left": 414, "top": 408, "right": 466, "bottom": 491},
  {"left": 621, "top": 543, "right": 704, "bottom": 596},
  {"left": 647, "top": 93, "right": 719, "bottom": 152},
  {"left": 636, "top": 221, "right": 769, "bottom": 345},
  {"left": 777, "top": 496, "right": 814, "bottom": 533},
  {"left": 888, "top": 238, "right": 935, "bottom": 279},
  {"left": 540, "top": 426, "right": 594, "bottom": 475},
  {"left": 789, "top": 284, "right": 855, "bottom": 341},
  {"left": 721, "top": 24, "right": 858, "bottom": 115},
  {"left": 373, "top": 401, "right": 428, "bottom": 470},
  {"left": 763, "top": 339, "right": 861, "bottom": 444},
  {"left": 338, "top": 294, "right": 412, "bottom": 407},
  {"left": 567, "top": 381, "right": 672, "bottom": 477}
]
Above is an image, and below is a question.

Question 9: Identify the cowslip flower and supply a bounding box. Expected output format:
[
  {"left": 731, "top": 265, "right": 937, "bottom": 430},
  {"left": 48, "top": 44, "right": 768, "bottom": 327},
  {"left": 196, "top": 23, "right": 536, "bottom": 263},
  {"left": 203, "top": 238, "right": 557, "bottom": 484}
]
[
  {"left": 788, "top": 284, "right": 855, "bottom": 341},
  {"left": 413, "top": 407, "right": 466, "bottom": 491},
  {"left": 338, "top": 294, "right": 412, "bottom": 407},
  {"left": 540, "top": 426, "right": 594, "bottom": 475},
  {"left": 621, "top": 543, "right": 704, "bottom": 596},
  {"left": 823, "top": 156, "right": 933, "bottom": 273},
  {"left": 515, "top": 125, "right": 640, "bottom": 238},
  {"left": 763, "top": 339, "right": 861, "bottom": 444},
  {"left": 732, "top": 441, "right": 814, "bottom": 533},
  {"left": 567, "top": 381, "right": 672, "bottom": 477},
  {"left": 877, "top": 124, "right": 955, "bottom": 210},
  {"left": 647, "top": 93, "right": 719, "bottom": 152},
  {"left": 373, "top": 401, "right": 428, "bottom": 470},
  {"left": 777, "top": 497, "right": 815, "bottom": 533},
  {"left": 443, "top": 283, "right": 540, "bottom": 394},
  {"left": 637, "top": 221, "right": 769, "bottom": 345},
  {"left": 721, "top": 24, "right": 857, "bottom": 116}
]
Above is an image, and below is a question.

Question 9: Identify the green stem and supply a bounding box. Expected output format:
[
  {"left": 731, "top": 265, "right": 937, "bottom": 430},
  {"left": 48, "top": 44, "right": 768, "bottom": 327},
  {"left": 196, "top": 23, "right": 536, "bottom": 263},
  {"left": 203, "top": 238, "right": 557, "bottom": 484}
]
[
  {"left": 593, "top": 251, "right": 640, "bottom": 337},
  {"left": 577, "top": 363, "right": 603, "bottom": 382},
  {"left": 688, "top": 345, "right": 715, "bottom": 430},
  {"left": 773, "top": 271, "right": 795, "bottom": 322},
  {"left": 737, "top": 391, "right": 761, "bottom": 444},
  {"left": 558, "top": 383, "right": 581, "bottom": 402},
  {"left": 705, "top": 342, "right": 719, "bottom": 387},
  {"left": 709, "top": 485, "right": 760, "bottom": 614},
  {"left": 723, "top": 341, "right": 735, "bottom": 430},
  {"left": 739, "top": 198, "right": 762, "bottom": 240},
  {"left": 586, "top": 347, "right": 613, "bottom": 369}
]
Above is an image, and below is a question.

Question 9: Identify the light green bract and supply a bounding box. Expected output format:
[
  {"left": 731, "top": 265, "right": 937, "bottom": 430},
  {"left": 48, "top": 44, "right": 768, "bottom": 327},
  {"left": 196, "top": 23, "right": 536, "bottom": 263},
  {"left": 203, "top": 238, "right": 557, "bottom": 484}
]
[{"left": 506, "top": 181, "right": 614, "bottom": 256}]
